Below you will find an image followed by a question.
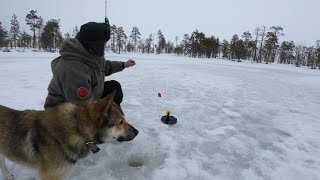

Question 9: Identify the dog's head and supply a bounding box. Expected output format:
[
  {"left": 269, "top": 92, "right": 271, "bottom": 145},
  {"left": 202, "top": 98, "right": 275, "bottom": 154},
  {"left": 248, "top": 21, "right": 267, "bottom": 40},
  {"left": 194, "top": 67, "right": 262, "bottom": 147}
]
[{"left": 80, "top": 91, "right": 138, "bottom": 143}]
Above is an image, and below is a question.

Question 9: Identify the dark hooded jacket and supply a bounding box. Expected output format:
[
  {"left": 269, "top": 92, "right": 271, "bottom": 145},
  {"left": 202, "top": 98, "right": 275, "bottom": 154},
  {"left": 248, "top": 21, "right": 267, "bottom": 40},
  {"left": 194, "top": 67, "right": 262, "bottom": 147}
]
[{"left": 44, "top": 38, "right": 123, "bottom": 108}]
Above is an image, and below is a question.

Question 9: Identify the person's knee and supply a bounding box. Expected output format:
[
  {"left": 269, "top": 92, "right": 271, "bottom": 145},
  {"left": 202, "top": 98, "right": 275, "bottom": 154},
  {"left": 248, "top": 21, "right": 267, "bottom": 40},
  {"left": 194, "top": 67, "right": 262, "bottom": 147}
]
[
  {"left": 109, "top": 80, "right": 122, "bottom": 91},
  {"left": 110, "top": 80, "right": 123, "bottom": 96},
  {"left": 106, "top": 80, "right": 123, "bottom": 105}
]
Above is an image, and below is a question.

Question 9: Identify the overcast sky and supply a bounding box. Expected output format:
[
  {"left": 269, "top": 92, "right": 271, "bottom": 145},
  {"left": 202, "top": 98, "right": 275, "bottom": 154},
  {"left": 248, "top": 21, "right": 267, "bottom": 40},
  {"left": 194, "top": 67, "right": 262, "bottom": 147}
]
[{"left": 1, "top": 0, "right": 319, "bottom": 46}]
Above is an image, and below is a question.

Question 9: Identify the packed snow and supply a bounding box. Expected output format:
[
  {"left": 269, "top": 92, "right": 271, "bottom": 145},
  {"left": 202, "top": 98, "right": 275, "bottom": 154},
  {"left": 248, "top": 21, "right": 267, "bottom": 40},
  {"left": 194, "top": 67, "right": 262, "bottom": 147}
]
[{"left": 0, "top": 51, "right": 319, "bottom": 180}]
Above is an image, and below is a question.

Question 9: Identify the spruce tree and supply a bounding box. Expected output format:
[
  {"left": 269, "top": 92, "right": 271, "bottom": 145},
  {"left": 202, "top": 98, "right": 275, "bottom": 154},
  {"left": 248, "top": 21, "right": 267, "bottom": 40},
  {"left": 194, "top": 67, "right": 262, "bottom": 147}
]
[
  {"left": 20, "top": 31, "right": 32, "bottom": 49},
  {"left": 157, "top": 29, "right": 166, "bottom": 54},
  {"left": 110, "top": 25, "right": 117, "bottom": 53},
  {"left": 0, "top": 22, "right": 8, "bottom": 48},
  {"left": 221, "top": 40, "right": 230, "bottom": 59},
  {"left": 230, "top": 34, "right": 239, "bottom": 60},
  {"left": 130, "top": 26, "right": 141, "bottom": 53},
  {"left": 41, "top": 19, "right": 63, "bottom": 51},
  {"left": 10, "top": 14, "right": 20, "bottom": 49},
  {"left": 116, "top": 27, "right": 127, "bottom": 54},
  {"left": 145, "top": 34, "right": 153, "bottom": 54},
  {"left": 36, "top": 16, "right": 44, "bottom": 49}
]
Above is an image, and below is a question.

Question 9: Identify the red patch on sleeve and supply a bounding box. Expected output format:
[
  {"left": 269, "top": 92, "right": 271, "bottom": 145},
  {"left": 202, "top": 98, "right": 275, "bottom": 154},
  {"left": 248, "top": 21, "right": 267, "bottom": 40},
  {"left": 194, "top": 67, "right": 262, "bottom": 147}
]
[{"left": 77, "top": 87, "right": 89, "bottom": 99}]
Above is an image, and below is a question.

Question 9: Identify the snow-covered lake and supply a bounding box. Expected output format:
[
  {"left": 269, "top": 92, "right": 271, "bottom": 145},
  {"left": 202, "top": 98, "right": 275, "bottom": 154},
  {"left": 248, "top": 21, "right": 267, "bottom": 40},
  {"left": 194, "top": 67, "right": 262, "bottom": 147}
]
[{"left": 0, "top": 51, "right": 319, "bottom": 180}]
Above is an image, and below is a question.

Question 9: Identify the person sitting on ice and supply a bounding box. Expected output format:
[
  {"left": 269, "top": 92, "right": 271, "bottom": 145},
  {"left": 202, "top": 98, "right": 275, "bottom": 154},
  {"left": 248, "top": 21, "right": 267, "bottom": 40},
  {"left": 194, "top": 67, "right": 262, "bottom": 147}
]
[{"left": 44, "top": 21, "right": 135, "bottom": 109}]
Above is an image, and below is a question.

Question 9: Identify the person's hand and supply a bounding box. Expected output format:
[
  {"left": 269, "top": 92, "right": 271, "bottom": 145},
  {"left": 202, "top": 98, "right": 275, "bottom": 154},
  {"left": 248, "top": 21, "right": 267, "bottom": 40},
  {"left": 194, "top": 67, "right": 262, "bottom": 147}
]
[{"left": 124, "top": 59, "right": 136, "bottom": 68}]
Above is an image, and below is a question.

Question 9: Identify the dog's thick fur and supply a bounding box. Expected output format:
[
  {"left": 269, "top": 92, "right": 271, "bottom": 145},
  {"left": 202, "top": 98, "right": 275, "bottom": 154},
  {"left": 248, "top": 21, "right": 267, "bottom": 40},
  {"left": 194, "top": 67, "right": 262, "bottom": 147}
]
[{"left": 0, "top": 92, "right": 138, "bottom": 180}]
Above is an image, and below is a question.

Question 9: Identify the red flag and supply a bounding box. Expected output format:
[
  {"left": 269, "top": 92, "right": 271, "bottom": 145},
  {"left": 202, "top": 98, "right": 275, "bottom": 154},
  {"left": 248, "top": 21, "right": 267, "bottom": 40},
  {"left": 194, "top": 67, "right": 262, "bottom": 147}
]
[{"left": 157, "top": 93, "right": 161, "bottom": 97}]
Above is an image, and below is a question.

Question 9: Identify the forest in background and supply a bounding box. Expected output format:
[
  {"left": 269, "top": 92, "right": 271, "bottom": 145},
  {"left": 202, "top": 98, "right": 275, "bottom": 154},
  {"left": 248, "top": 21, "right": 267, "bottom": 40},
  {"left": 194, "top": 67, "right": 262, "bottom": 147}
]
[{"left": 1, "top": 10, "right": 319, "bottom": 69}]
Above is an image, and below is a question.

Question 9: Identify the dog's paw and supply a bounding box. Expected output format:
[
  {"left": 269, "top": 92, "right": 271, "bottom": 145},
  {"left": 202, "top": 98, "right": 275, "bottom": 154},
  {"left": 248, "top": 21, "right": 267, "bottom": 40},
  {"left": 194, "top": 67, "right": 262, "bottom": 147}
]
[{"left": 4, "top": 173, "right": 14, "bottom": 180}]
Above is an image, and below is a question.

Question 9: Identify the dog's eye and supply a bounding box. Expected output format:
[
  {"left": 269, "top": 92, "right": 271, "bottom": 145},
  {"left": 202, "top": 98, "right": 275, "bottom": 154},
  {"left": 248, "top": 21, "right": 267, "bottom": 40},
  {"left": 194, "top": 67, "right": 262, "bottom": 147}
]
[{"left": 119, "top": 120, "right": 123, "bottom": 125}]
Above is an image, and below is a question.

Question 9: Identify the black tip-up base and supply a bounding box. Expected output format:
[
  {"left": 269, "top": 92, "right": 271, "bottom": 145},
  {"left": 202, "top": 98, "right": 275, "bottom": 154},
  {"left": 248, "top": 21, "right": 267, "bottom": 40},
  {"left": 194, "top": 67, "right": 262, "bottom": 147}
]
[{"left": 161, "top": 115, "right": 177, "bottom": 125}]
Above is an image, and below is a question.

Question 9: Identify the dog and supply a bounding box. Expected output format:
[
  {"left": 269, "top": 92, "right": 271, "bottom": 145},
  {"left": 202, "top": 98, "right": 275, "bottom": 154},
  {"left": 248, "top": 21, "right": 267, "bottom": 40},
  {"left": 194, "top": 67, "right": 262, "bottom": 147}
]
[{"left": 0, "top": 91, "right": 138, "bottom": 180}]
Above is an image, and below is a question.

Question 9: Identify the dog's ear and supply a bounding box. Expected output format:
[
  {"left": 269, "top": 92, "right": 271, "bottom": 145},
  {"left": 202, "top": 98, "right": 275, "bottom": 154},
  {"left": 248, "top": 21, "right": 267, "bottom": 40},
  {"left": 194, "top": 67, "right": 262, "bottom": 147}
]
[
  {"left": 95, "top": 90, "right": 116, "bottom": 121},
  {"left": 102, "top": 90, "right": 116, "bottom": 103}
]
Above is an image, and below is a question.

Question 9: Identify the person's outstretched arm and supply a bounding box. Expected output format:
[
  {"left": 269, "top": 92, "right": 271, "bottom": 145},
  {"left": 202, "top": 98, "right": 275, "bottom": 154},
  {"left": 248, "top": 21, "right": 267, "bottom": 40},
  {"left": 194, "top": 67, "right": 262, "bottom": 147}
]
[{"left": 104, "top": 59, "right": 136, "bottom": 76}]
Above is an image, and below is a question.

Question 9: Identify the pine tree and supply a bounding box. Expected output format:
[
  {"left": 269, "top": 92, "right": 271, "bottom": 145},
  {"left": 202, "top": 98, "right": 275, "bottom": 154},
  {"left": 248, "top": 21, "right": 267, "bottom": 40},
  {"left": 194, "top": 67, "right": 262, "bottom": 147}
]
[
  {"left": 157, "top": 29, "right": 166, "bottom": 54},
  {"left": 20, "top": 31, "right": 32, "bottom": 49},
  {"left": 189, "top": 30, "right": 205, "bottom": 57},
  {"left": 202, "top": 37, "right": 213, "bottom": 58},
  {"left": 110, "top": 25, "right": 117, "bottom": 53},
  {"left": 138, "top": 39, "right": 146, "bottom": 53},
  {"left": 130, "top": 26, "right": 141, "bottom": 53},
  {"left": 0, "top": 22, "right": 8, "bottom": 48},
  {"left": 258, "top": 26, "right": 267, "bottom": 63},
  {"left": 316, "top": 40, "right": 320, "bottom": 69},
  {"left": 306, "top": 47, "right": 317, "bottom": 69},
  {"left": 72, "top": 25, "right": 79, "bottom": 37},
  {"left": 41, "top": 19, "right": 63, "bottom": 51},
  {"left": 253, "top": 27, "right": 261, "bottom": 62},
  {"left": 145, "top": 34, "right": 153, "bottom": 54},
  {"left": 137, "top": 39, "right": 144, "bottom": 53},
  {"left": 221, "top": 40, "right": 230, "bottom": 59},
  {"left": 247, "top": 40, "right": 256, "bottom": 62},
  {"left": 269, "top": 26, "right": 284, "bottom": 63},
  {"left": 230, "top": 34, "right": 239, "bottom": 60},
  {"left": 173, "top": 45, "right": 184, "bottom": 56},
  {"left": 36, "top": 16, "right": 44, "bottom": 49},
  {"left": 126, "top": 41, "right": 134, "bottom": 52},
  {"left": 182, "top": 34, "right": 190, "bottom": 56},
  {"left": 165, "top": 41, "right": 174, "bottom": 54},
  {"left": 115, "top": 27, "right": 127, "bottom": 54},
  {"left": 175, "top": 36, "right": 179, "bottom": 47},
  {"left": 202, "top": 36, "right": 219, "bottom": 58},
  {"left": 242, "top": 31, "right": 252, "bottom": 59},
  {"left": 234, "top": 40, "right": 246, "bottom": 61},
  {"left": 26, "top": 10, "right": 40, "bottom": 48},
  {"left": 10, "top": 14, "right": 20, "bottom": 49},
  {"left": 264, "top": 32, "right": 277, "bottom": 63},
  {"left": 293, "top": 44, "right": 304, "bottom": 66},
  {"left": 279, "top": 41, "right": 295, "bottom": 64},
  {"left": 212, "top": 37, "right": 220, "bottom": 58}
]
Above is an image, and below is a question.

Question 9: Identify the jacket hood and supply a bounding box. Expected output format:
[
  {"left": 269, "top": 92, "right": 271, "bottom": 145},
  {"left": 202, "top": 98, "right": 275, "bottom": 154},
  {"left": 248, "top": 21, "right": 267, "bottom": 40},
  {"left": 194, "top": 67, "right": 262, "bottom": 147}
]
[
  {"left": 51, "top": 38, "right": 103, "bottom": 72},
  {"left": 51, "top": 38, "right": 103, "bottom": 73},
  {"left": 59, "top": 38, "right": 98, "bottom": 65}
]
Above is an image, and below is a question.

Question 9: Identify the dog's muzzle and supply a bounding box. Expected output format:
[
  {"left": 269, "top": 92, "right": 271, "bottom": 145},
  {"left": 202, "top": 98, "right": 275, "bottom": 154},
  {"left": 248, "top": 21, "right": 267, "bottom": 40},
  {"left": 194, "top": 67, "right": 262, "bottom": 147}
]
[{"left": 117, "top": 128, "right": 139, "bottom": 142}]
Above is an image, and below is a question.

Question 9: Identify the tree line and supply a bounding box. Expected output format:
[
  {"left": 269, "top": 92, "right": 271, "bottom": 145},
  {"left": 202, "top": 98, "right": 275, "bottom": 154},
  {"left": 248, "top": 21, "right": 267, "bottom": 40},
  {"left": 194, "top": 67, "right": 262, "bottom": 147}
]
[
  {"left": 0, "top": 10, "right": 319, "bottom": 69},
  {"left": 0, "top": 10, "right": 63, "bottom": 52}
]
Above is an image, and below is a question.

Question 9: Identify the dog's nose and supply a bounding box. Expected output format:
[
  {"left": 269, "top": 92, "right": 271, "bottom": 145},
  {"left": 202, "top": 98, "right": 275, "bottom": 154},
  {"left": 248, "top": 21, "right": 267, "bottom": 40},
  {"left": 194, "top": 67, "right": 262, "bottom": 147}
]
[{"left": 133, "top": 128, "right": 139, "bottom": 136}]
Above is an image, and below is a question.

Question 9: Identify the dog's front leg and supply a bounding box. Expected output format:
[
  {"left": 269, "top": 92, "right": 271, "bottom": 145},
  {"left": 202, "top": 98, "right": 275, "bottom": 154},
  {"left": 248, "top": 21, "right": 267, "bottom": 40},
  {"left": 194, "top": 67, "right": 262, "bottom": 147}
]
[{"left": 0, "top": 154, "right": 13, "bottom": 180}]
